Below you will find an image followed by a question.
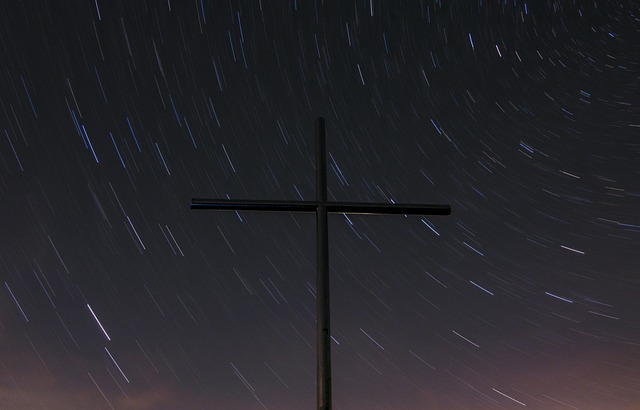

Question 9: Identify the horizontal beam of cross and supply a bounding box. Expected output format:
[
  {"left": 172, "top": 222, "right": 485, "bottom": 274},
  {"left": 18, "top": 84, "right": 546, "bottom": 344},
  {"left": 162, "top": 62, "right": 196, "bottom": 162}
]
[{"left": 191, "top": 198, "right": 451, "bottom": 216}]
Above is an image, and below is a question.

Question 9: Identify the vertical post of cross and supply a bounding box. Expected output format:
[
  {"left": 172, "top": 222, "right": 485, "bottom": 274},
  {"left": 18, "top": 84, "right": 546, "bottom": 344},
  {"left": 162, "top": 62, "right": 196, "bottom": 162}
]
[{"left": 316, "top": 117, "right": 331, "bottom": 410}]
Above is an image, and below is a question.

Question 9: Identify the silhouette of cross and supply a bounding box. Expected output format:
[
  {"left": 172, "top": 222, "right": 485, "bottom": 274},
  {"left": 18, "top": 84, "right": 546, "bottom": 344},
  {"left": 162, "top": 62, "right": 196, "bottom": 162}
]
[{"left": 192, "top": 117, "right": 450, "bottom": 410}]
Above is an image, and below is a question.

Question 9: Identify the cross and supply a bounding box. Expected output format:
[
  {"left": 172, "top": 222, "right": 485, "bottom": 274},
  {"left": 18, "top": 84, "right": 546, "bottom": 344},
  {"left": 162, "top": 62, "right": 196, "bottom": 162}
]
[{"left": 191, "top": 117, "right": 451, "bottom": 410}]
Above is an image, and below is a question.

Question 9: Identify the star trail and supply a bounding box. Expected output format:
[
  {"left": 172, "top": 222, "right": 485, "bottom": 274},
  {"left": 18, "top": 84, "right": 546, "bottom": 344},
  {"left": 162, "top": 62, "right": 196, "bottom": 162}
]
[{"left": 0, "top": 1, "right": 639, "bottom": 409}]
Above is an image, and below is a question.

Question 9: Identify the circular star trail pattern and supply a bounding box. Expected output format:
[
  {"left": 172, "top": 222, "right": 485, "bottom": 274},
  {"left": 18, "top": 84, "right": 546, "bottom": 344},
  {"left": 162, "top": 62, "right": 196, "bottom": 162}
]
[{"left": 0, "top": 1, "right": 639, "bottom": 409}]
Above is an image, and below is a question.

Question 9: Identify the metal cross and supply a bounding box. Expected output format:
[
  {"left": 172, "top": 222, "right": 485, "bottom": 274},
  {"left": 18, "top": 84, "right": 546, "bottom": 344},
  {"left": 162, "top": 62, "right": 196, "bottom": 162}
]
[{"left": 191, "top": 117, "right": 451, "bottom": 410}]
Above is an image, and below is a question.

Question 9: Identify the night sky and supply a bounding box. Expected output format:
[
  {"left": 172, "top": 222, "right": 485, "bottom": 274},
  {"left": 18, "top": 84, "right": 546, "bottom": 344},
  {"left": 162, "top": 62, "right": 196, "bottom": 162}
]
[{"left": 1, "top": 1, "right": 639, "bottom": 409}]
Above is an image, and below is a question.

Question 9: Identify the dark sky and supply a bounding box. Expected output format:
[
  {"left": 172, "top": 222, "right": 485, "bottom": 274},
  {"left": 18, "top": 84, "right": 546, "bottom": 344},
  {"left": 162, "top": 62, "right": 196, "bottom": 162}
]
[{"left": 1, "top": 1, "right": 639, "bottom": 409}]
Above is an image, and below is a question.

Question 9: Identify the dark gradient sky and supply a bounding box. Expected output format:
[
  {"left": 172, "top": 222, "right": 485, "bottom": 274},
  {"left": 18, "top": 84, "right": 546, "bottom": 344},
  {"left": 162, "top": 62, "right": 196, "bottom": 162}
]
[{"left": 1, "top": 1, "right": 639, "bottom": 409}]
